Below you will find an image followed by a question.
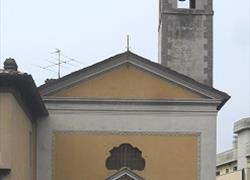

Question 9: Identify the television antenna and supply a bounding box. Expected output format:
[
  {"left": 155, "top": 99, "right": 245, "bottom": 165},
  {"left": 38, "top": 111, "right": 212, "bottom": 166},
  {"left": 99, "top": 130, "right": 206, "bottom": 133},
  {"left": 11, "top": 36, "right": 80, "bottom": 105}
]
[{"left": 33, "top": 49, "right": 84, "bottom": 79}]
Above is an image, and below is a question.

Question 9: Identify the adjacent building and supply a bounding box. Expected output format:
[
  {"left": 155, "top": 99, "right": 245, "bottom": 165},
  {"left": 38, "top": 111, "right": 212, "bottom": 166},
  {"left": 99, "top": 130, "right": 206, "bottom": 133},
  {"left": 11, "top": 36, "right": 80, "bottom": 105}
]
[
  {"left": 0, "top": 59, "right": 48, "bottom": 180},
  {"left": 216, "top": 118, "right": 250, "bottom": 180}
]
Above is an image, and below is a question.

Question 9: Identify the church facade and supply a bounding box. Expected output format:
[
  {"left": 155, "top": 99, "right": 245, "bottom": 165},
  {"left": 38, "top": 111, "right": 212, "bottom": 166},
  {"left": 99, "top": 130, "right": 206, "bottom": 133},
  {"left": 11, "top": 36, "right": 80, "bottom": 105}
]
[{"left": 0, "top": 0, "right": 230, "bottom": 180}]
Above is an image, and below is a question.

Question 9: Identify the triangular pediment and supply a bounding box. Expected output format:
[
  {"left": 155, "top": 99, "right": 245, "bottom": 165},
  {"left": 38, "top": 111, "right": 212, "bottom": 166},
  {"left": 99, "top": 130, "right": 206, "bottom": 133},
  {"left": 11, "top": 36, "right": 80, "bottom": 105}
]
[
  {"left": 48, "top": 63, "right": 205, "bottom": 99},
  {"left": 117, "top": 174, "right": 136, "bottom": 180},
  {"left": 106, "top": 167, "right": 144, "bottom": 180},
  {"left": 39, "top": 51, "right": 229, "bottom": 109}
]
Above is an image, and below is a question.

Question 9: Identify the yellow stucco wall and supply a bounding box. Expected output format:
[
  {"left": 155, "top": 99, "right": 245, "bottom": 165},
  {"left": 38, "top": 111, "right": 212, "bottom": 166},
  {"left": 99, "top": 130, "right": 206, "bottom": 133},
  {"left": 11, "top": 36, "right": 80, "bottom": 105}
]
[
  {"left": 0, "top": 93, "right": 12, "bottom": 169},
  {"left": 54, "top": 133, "right": 199, "bottom": 180},
  {"left": 0, "top": 92, "right": 35, "bottom": 180},
  {"left": 244, "top": 168, "right": 250, "bottom": 180},
  {"left": 53, "top": 64, "right": 205, "bottom": 99}
]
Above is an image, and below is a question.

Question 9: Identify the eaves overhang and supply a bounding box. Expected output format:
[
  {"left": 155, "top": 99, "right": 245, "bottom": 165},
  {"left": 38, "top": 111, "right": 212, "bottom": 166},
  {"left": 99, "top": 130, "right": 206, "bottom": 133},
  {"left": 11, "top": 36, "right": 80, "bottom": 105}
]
[
  {"left": 43, "top": 97, "right": 222, "bottom": 113},
  {"left": 0, "top": 72, "right": 48, "bottom": 119}
]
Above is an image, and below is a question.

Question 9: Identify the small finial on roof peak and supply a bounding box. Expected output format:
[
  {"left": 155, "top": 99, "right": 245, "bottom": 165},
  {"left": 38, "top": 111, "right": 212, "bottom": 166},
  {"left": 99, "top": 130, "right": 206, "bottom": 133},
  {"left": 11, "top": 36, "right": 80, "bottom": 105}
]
[{"left": 126, "top": 35, "right": 131, "bottom": 51}]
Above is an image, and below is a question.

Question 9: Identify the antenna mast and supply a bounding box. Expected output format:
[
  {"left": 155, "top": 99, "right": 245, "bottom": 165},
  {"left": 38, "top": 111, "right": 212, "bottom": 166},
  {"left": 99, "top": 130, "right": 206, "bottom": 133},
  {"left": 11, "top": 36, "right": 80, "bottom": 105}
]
[
  {"left": 34, "top": 49, "right": 84, "bottom": 79},
  {"left": 55, "top": 49, "right": 61, "bottom": 78}
]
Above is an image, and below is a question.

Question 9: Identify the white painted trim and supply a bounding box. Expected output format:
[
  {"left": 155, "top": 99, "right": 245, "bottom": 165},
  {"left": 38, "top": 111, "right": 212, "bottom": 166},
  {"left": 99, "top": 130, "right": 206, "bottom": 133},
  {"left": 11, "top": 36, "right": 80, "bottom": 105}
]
[{"left": 111, "top": 173, "right": 137, "bottom": 180}]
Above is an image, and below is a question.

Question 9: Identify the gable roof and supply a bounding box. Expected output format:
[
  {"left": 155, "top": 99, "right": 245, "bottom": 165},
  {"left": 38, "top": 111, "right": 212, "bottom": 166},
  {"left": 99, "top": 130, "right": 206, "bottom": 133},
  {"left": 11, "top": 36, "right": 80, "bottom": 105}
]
[
  {"left": 39, "top": 51, "right": 230, "bottom": 110},
  {"left": 106, "top": 167, "right": 144, "bottom": 180}
]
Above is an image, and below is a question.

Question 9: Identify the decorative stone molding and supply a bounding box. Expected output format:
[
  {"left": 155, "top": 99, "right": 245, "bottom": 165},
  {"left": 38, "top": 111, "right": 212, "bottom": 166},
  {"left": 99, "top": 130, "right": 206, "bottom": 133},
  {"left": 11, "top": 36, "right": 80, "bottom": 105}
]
[{"left": 51, "top": 130, "right": 201, "bottom": 180}]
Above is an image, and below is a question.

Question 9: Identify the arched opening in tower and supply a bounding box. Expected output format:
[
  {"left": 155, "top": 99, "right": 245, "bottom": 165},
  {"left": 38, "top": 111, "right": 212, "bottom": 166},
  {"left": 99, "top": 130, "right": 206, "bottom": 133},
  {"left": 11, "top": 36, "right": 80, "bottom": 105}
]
[{"left": 177, "top": 0, "right": 196, "bottom": 9}]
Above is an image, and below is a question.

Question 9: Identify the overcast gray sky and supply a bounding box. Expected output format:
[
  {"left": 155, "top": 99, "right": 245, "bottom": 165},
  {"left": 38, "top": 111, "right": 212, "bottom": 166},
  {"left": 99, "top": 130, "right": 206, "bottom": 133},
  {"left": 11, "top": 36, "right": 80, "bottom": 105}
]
[{"left": 0, "top": 0, "right": 249, "bottom": 153}]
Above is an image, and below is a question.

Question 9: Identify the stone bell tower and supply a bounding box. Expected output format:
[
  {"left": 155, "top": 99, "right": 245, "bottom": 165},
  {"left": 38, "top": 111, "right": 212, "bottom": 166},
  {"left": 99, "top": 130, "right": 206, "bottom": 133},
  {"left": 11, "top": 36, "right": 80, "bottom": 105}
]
[{"left": 159, "top": 0, "right": 213, "bottom": 86}]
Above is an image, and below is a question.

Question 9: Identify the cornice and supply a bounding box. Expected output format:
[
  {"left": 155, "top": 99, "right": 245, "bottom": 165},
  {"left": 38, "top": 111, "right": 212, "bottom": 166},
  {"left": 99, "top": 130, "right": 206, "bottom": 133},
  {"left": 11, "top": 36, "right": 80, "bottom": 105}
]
[{"left": 43, "top": 97, "right": 220, "bottom": 113}]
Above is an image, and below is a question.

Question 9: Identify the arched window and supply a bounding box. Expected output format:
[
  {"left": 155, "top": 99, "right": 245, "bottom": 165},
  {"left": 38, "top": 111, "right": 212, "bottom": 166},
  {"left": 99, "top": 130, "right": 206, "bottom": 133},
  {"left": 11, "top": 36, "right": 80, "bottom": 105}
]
[{"left": 106, "top": 144, "right": 145, "bottom": 171}]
